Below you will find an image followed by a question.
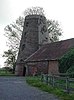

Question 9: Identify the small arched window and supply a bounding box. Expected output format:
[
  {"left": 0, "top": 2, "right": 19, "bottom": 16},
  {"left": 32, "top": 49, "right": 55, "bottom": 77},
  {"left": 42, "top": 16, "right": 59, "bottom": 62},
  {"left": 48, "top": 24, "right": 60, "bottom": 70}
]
[
  {"left": 45, "top": 37, "right": 48, "bottom": 40},
  {"left": 26, "top": 22, "right": 29, "bottom": 27},
  {"left": 20, "top": 59, "right": 24, "bottom": 62},
  {"left": 22, "top": 44, "right": 25, "bottom": 51}
]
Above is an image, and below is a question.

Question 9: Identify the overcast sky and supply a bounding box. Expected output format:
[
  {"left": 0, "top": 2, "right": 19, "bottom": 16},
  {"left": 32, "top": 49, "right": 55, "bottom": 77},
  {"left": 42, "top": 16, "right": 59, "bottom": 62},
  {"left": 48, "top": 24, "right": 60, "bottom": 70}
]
[{"left": 0, "top": 0, "right": 74, "bottom": 67}]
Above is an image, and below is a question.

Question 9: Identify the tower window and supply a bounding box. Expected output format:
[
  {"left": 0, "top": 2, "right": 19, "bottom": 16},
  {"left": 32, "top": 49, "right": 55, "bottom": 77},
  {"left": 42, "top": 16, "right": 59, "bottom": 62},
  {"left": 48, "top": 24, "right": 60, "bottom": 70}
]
[
  {"left": 26, "top": 22, "right": 29, "bottom": 27},
  {"left": 20, "top": 59, "right": 23, "bottom": 62},
  {"left": 22, "top": 44, "right": 25, "bottom": 51},
  {"left": 24, "top": 32, "right": 27, "bottom": 36},
  {"left": 45, "top": 37, "right": 48, "bottom": 40}
]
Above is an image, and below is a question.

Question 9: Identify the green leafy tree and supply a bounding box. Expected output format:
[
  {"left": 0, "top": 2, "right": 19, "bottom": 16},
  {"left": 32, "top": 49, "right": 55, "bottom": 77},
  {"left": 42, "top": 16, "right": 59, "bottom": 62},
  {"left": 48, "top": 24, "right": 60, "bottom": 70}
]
[
  {"left": 59, "top": 48, "right": 74, "bottom": 73},
  {"left": 3, "top": 49, "right": 16, "bottom": 73}
]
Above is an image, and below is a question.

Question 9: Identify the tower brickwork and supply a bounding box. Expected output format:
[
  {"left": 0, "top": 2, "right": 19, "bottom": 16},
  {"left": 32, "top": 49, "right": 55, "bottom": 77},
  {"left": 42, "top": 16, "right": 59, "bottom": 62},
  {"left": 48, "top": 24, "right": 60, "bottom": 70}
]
[{"left": 15, "top": 15, "right": 50, "bottom": 76}]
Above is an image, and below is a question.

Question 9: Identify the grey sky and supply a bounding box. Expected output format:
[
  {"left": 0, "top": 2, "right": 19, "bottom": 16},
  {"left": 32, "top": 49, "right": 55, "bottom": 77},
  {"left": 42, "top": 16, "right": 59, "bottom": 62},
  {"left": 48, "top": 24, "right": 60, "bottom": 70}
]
[{"left": 0, "top": 0, "right": 10, "bottom": 24}]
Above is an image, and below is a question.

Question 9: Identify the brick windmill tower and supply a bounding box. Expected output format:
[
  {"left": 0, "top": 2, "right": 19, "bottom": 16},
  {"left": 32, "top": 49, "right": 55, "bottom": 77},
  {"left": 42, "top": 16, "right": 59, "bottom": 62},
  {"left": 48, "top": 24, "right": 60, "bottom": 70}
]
[{"left": 15, "top": 14, "right": 50, "bottom": 76}]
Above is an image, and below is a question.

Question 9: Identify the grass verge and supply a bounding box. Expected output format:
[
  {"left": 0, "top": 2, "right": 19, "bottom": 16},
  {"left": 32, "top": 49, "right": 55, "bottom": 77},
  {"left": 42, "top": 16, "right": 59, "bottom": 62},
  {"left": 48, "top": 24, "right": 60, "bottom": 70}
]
[
  {"left": 0, "top": 72, "right": 15, "bottom": 76},
  {"left": 26, "top": 76, "right": 74, "bottom": 100}
]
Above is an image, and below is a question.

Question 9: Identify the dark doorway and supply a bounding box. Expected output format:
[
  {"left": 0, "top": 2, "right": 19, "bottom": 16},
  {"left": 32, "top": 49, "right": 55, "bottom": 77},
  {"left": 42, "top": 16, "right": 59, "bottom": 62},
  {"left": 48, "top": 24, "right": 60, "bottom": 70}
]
[{"left": 23, "top": 67, "right": 26, "bottom": 76}]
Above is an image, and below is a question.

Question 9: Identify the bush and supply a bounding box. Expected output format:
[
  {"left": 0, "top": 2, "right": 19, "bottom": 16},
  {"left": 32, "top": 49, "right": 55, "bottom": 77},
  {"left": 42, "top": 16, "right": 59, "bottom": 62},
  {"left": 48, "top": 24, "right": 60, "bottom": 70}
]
[
  {"left": 66, "top": 66, "right": 74, "bottom": 77},
  {"left": 59, "top": 48, "right": 74, "bottom": 73}
]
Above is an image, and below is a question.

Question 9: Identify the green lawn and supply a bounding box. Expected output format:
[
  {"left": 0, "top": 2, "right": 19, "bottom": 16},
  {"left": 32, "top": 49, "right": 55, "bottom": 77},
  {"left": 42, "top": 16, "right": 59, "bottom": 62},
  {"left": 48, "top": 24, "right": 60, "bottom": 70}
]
[
  {"left": 26, "top": 76, "right": 74, "bottom": 100},
  {"left": 0, "top": 70, "right": 15, "bottom": 76}
]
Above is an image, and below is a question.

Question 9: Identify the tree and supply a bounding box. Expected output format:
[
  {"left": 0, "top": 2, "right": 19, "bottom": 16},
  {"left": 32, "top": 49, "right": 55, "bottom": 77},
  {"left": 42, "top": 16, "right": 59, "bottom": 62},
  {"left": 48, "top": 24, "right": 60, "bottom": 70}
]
[
  {"left": 3, "top": 49, "right": 16, "bottom": 73},
  {"left": 23, "top": 7, "right": 45, "bottom": 16},
  {"left": 47, "top": 20, "right": 62, "bottom": 42},
  {"left": 4, "top": 16, "right": 24, "bottom": 51},
  {"left": 59, "top": 48, "right": 74, "bottom": 73},
  {"left": 3, "top": 7, "right": 62, "bottom": 68}
]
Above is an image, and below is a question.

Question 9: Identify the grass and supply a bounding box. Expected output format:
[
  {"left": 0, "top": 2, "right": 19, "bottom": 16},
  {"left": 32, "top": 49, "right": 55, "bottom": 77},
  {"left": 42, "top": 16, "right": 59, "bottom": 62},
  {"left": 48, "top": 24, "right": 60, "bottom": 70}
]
[
  {"left": 26, "top": 76, "right": 74, "bottom": 100},
  {"left": 0, "top": 70, "right": 15, "bottom": 76},
  {"left": 70, "top": 83, "right": 74, "bottom": 88}
]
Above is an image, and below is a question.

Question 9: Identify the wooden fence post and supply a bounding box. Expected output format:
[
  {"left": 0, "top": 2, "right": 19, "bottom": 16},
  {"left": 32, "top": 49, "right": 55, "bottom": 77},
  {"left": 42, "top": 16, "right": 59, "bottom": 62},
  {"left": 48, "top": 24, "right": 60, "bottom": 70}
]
[
  {"left": 66, "top": 77, "right": 70, "bottom": 94},
  {"left": 41, "top": 74, "right": 44, "bottom": 82},
  {"left": 52, "top": 75, "right": 55, "bottom": 87},
  {"left": 50, "top": 74, "right": 53, "bottom": 85},
  {"left": 46, "top": 74, "right": 48, "bottom": 84}
]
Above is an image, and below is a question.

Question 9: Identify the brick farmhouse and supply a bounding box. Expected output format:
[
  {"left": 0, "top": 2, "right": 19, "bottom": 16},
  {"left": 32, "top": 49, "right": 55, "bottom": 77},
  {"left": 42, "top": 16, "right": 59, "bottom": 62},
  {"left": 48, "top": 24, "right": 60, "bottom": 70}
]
[{"left": 25, "top": 38, "right": 74, "bottom": 75}]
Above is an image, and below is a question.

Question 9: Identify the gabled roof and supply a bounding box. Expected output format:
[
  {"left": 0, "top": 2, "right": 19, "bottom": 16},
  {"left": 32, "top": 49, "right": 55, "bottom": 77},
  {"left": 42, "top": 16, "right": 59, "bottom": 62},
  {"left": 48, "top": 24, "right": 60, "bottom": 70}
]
[{"left": 25, "top": 38, "right": 74, "bottom": 62}]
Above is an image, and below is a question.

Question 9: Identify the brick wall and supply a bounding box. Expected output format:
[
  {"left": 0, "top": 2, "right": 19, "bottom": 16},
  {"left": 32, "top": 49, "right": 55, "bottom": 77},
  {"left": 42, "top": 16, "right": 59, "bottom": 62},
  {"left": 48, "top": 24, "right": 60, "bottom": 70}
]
[{"left": 48, "top": 60, "right": 59, "bottom": 74}]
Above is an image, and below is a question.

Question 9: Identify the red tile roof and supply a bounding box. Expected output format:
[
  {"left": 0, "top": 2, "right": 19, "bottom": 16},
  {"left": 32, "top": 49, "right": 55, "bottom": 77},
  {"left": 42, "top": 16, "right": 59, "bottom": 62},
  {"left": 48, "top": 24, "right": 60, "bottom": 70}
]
[{"left": 25, "top": 38, "right": 74, "bottom": 62}]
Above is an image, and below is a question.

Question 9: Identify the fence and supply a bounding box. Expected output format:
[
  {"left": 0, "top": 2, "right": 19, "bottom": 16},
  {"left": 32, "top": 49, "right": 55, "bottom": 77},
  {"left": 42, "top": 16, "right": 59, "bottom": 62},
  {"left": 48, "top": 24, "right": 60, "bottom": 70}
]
[{"left": 41, "top": 73, "right": 74, "bottom": 94}]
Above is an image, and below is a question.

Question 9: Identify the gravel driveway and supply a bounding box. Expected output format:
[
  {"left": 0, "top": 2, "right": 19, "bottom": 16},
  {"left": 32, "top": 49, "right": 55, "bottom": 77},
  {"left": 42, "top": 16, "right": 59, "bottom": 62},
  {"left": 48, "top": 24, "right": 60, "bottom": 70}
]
[{"left": 0, "top": 77, "right": 60, "bottom": 100}]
